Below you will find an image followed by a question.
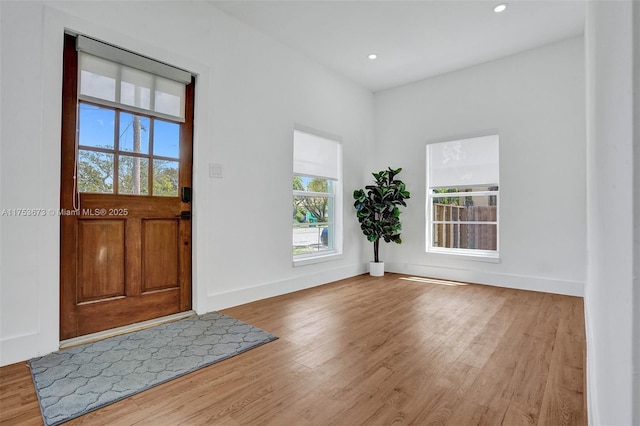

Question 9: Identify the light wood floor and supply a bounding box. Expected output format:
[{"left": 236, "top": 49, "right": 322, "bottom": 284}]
[{"left": 0, "top": 273, "right": 586, "bottom": 425}]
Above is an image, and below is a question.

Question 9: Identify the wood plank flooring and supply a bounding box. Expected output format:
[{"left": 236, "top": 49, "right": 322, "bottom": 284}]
[{"left": 0, "top": 273, "right": 586, "bottom": 425}]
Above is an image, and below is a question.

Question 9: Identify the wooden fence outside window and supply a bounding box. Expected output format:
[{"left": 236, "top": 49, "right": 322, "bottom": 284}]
[{"left": 432, "top": 204, "right": 497, "bottom": 250}]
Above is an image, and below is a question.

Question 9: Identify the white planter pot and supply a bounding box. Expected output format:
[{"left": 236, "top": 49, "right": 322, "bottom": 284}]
[{"left": 369, "top": 261, "right": 384, "bottom": 277}]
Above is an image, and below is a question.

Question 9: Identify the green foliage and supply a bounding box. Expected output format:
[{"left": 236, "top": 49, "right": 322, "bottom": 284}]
[
  {"left": 78, "top": 150, "right": 113, "bottom": 193},
  {"left": 353, "top": 167, "right": 410, "bottom": 263},
  {"left": 292, "top": 177, "right": 330, "bottom": 223},
  {"left": 432, "top": 188, "right": 460, "bottom": 205},
  {"left": 304, "top": 178, "right": 328, "bottom": 222},
  {"left": 152, "top": 161, "right": 179, "bottom": 196},
  {"left": 78, "top": 148, "right": 178, "bottom": 196},
  {"left": 118, "top": 157, "right": 149, "bottom": 195}
]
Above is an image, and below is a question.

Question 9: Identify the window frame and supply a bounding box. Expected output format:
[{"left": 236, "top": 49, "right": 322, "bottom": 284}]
[
  {"left": 427, "top": 186, "right": 500, "bottom": 259},
  {"left": 76, "top": 101, "right": 182, "bottom": 197},
  {"left": 292, "top": 127, "right": 343, "bottom": 266},
  {"left": 292, "top": 177, "right": 336, "bottom": 258},
  {"left": 426, "top": 134, "right": 500, "bottom": 260}
]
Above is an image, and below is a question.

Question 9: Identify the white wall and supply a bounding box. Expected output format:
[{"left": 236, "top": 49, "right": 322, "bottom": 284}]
[
  {"left": 4, "top": 11, "right": 636, "bottom": 426},
  {"left": 0, "top": 1, "right": 372, "bottom": 365},
  {"left": 373, "top": 37, "right": 586, "bottom": 296},
  {"left": 585, "top": 1, "right": 637, "bottom": 425}
]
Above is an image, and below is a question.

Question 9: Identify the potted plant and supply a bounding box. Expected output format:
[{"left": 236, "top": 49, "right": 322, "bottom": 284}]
[{"left": 353, "top": 167, "right": 410, "bottom": 276}]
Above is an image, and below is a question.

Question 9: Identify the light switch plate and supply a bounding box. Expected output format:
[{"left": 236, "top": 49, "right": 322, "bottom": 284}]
[{"left": 209, "top": 163, "right": 223, "bottom": 178}]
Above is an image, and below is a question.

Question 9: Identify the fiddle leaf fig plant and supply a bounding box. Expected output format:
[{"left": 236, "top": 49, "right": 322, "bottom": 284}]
[{"left": 353, "top": 167, "right": 410, "bottom": 263}]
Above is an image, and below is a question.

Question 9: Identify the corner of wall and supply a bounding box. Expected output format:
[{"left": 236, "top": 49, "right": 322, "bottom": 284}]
[
  {"left": 632, "top": 2, "right": 640, "bottom": 424},
  {"left": 584, "top": 1, "right": 636, "bottom": 424}
]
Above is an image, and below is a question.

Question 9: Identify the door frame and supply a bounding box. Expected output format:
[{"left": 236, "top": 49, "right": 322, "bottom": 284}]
[{"left": 58, "top": 31, "right": 198, "bottom": 341}]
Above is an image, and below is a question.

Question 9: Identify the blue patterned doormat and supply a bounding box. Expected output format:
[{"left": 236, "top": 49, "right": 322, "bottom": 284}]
[{"left": 29, "top": 312, "right": 278, "bottom": 426}]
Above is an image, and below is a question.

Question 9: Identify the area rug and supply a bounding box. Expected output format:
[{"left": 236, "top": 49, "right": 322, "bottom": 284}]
[{"left": 29, "top": 312, "right": 278, "bottom": 426}]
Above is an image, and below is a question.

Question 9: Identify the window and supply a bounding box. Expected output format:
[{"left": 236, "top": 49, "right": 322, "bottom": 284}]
[
  {"left": 293, "top": 128, "right": 342, "bottom": 262},
  {"left": 426, "top": 134, "right": 499, "bottom": 258},
  {"left": 77, "top": 105, "right": 181, "bottom": 196},
  {"left": 75, "top": 35, "right": 190, "bottom": 197}
]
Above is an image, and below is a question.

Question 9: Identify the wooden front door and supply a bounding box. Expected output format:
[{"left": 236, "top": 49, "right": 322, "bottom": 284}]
[{"left": 60, "top": 34, "right": 194, "bottom": 340}]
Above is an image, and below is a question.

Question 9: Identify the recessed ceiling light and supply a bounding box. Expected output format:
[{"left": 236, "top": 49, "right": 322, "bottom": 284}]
[
  {"left": 494, "top": 3, "right": 508, "bottom": 13},
  {"left": 368, "top": 54, "right": 377, "bottom": 60}
]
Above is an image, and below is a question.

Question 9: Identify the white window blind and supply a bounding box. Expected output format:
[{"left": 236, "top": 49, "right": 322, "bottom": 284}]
[
  {"left": 427, "top": 134, "right": 499, "bottom": 187},
  {"left": 293, "top": 130, "right": 340, "bottom": 180},
  {"left": 76, "top": 36, "right": 190, "bottom": 122}
]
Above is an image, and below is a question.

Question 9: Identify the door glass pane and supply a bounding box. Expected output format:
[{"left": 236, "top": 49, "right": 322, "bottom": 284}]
[
  {"left": 118, "top": 155, "right": 149, "bottom": 195},
  {"left": 78, "top": 104, "right": 115, "bottom": 149},
  {"left": 78, "top": 150, "right": 114, "bottom": 193},
  {"left": 153, "top": 159, "right": 179, "bottom": 197},
  {"left": 153, "top": 119, "right": 180, "bottom": 159},
  {"left": 119, "top": 113, "right": 150, "bottom": 154}
]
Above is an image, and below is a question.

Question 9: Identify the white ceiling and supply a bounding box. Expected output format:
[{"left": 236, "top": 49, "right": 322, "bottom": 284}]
[{"left": 210, "top": 0, "right": 586, "bottom": 93}]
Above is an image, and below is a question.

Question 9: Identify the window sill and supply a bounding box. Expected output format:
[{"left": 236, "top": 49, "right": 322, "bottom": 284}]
[
  {"left": 426, "top": 249, "right": 501, "bottom": 263},
  {"left": 293, "top": 251, "right": 342, "bottom": 267}
]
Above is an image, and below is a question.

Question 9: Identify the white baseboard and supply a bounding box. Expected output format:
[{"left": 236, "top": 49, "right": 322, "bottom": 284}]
[
  {"left": 1, "top": 262, "right": 582, "bottom": 367},
  {"left": 204, "top": 263, "right": 367, "bottom": 312},
  {"left": 0, "top": 332, "right": 57, "bottom": 367},
  {"left": 384, "top": 262, "right": 584, "bottom": 297}
]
